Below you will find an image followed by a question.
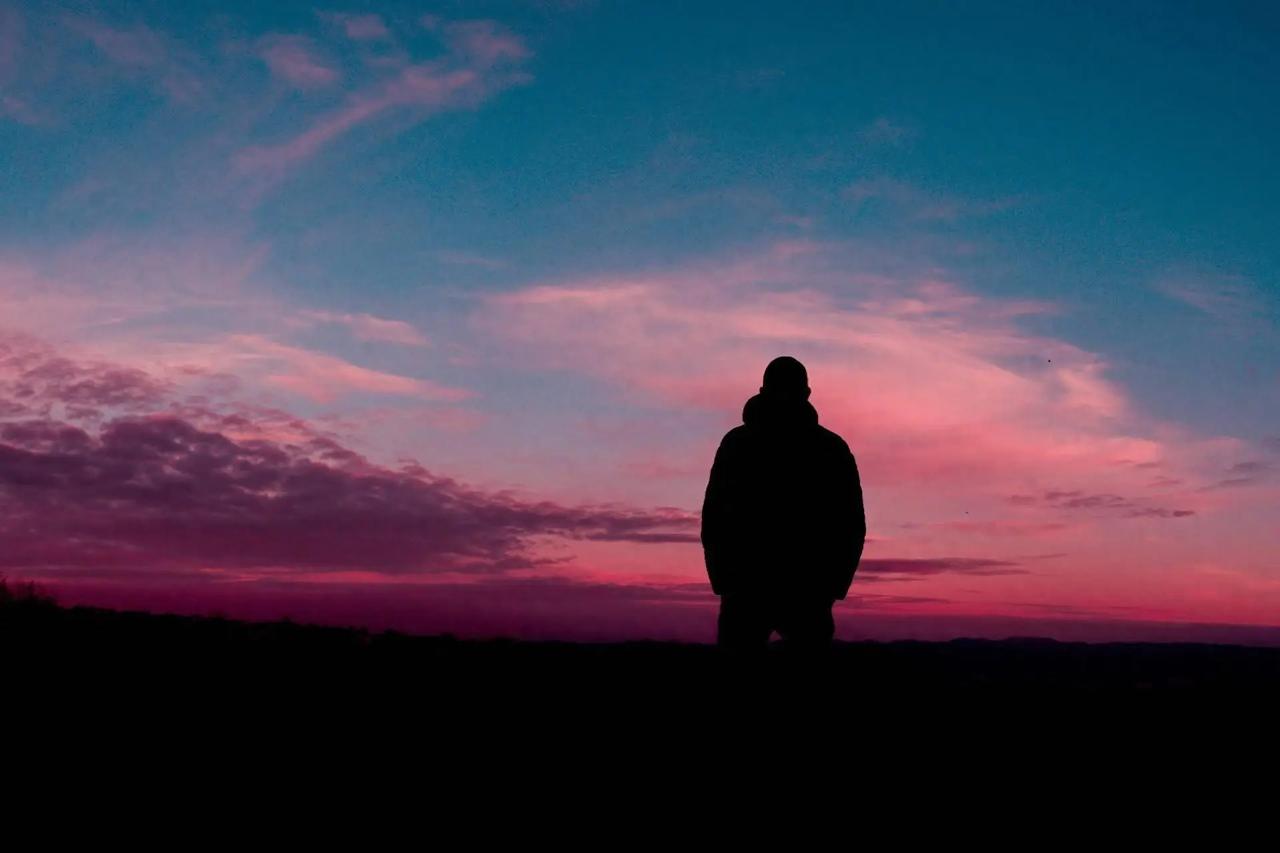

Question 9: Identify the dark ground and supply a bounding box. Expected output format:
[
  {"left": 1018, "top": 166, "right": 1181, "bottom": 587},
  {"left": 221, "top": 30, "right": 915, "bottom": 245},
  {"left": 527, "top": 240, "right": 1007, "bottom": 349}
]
[{"left": 5, "top": 584, "right": 1280, "bottom": 690}]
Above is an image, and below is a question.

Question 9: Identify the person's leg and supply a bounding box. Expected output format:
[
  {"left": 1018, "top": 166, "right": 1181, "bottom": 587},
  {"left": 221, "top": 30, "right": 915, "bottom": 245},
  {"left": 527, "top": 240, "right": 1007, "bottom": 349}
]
[
  {"left": 775, "top": 597, "right": 835, "bottom": 658},
  {"left": 716, "top": 593, "right": 773, "bottom": 658}
]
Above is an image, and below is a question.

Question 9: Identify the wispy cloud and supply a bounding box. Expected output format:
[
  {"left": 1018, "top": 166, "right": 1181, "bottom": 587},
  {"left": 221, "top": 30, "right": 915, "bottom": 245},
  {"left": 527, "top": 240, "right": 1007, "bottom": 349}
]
[
  {"left": 476, "top": 241, "right": 1179, "bottom": 493},
  {"left": 0, "top": 237, "right": 462, "bottom": 414},
  {"left": 0, "top": 7, "right": 30, "bottom": 123},
  {"left": 422, "top": 17, "right": 532, "bottom": 66},
  {"left": 322, "top": 12, "right": 392, "bottom": 43},
  {"left": 0, "top": 93, "right": 41, "bottom": 125},
  {"left": 1195, "top": 460, "right": 1272, "bottom": 492},
  {"left": 844, "top": 176, "right": 1021, "bottom": 222},
  {"left": 64, "top": 14, "right": 204, "bottom": 102},
  {"left": 212, "top": 335, "right": 466, "bottom": 402},
  {"left": 0, "top": 5, "right": 20, "bottom": 74},
  {"left": 235, "top": 18, "right": 531, "bottom": 184},
  {"left": 257, "top": 34, "right": 339, "bottom": 88},
  {"left": 857, "top": 116, "right": 915, "bottom": 146},
  {"left": 1154, "top": 274, "right": 1273, "bottom": 331},
  {"left": 436, "top": 250, "right": 508, "bottom": 270},
  {"left": 294, "top": 310, "right": 430, "bottom": 347}
]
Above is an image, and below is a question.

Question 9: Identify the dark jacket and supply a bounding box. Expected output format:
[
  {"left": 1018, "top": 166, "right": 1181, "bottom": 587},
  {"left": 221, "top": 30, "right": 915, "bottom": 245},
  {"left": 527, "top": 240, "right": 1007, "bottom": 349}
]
[{"left": 700, "top": 391, "right": 866, "bottom": 600}]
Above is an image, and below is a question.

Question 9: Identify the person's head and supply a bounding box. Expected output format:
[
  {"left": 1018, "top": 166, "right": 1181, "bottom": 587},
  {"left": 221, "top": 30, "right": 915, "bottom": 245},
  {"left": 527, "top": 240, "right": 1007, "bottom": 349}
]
[{"left": 761, "top": 355, "right": 810, "bottom": 400}]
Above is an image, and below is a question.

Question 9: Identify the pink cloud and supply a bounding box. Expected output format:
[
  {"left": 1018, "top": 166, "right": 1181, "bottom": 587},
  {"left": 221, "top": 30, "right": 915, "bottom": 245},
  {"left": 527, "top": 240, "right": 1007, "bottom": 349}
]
[
  {"left": 294, "top": 310, "right": 430, "bottom": 346},
  {"left": 474, "top": 241, "right": 1259, "bottom": 521},
  {"left": 0, "top": 240, "right": 467, "bottom": 420},
  {"left": 935, "top": 520, "right": 1072, "bottom": 538},
  {"left": 258, "top": 35, "right": 339, "bottom": 88},
  {"left": 200, "top": 335, "right": 468, "bottom": 403},
  {"left": 467, "top": 242, "right": 1280, "bottom": 631},
  {"left": 0, "top": 235, "right": 271, "bottom": 339}
]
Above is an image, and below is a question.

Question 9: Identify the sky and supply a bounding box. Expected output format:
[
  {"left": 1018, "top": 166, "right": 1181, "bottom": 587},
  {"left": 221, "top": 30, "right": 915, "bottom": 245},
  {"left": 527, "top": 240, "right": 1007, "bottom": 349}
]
[{"left": 1, "top": 0, "right": 1278, "bottom": 644}]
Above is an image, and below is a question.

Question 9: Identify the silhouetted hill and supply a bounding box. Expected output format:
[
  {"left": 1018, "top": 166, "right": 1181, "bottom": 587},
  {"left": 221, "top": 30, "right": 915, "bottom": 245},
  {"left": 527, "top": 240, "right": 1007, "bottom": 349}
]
[{"left": 5, "top": 583, "right": 1279, "bottom": 689}]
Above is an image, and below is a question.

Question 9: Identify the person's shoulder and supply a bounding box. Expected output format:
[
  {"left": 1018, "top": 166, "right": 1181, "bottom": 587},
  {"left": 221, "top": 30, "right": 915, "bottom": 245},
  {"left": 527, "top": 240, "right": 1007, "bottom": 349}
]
[
  {"left": 719, "top": 424, "right": 750, "bottom": 446},
  {"left": 816, "top": 425, "right": 854, "bottom": 455}
]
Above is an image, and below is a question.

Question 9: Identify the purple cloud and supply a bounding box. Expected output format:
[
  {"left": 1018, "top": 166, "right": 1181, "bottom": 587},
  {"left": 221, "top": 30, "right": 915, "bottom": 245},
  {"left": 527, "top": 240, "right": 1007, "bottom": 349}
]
[
  {"left": 1008, "top": 489, "right": 1195, "bottom": 519},
  {"left": 0, "top": 411, "right": 700, "bottom": 575},
  {"left": 0, "top": 336, "right": 698, "bottom": 578},
  {"left": 0, "top": 336, "right": 170, "bottom": 420},
  {"left": 1196, "top": 460, "right": 1272, "bottom": 492},
  {"left": 858, "top": 557, "right": 1026, "bottom": 579}
]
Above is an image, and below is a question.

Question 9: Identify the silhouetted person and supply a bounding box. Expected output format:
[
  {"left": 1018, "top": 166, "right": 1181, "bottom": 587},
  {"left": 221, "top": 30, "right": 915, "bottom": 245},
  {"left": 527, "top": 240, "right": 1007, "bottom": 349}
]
[{"left": 700, "top": 356, "right": 866, "bottom": 657}]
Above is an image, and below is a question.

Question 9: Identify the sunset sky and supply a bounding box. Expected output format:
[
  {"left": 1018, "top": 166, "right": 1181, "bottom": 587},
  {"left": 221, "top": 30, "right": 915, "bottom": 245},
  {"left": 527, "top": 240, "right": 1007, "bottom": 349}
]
[{"left": 2, "top": 0, "right": 1278, "bottom": 643}]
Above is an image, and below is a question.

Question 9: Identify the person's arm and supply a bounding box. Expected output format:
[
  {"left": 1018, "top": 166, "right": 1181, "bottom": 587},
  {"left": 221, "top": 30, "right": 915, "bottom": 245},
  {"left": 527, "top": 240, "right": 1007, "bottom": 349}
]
[
  {"left": 831, "top": 447, "right": 867, "bottom": 601},
  {"left": 700, "top": 435, "right": 737, "bottom": 596}
]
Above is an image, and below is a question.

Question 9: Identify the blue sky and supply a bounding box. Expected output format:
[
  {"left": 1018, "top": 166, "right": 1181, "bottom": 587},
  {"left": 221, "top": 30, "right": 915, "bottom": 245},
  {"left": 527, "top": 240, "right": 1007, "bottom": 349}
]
[{"left": 7, "top": 1, "right": 1276, "bottom": 430}]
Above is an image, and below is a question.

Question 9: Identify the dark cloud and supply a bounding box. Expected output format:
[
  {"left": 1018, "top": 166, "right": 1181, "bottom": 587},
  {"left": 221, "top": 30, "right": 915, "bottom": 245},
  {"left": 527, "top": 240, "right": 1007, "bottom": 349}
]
[
  {"left": 0, "top": 412, "right": 699, "bottom": 575},
  {"left": 1008, "top": 490, "right": 1195, "bottom": 519},
  {"left": 858, "top": 557, "right": 1025, "bottom": 579},
  {"left": 1002, "top": 601, "right": 1150, "bottom": 620},
  {"left": 1147, "top": 476, "right": 1184, "bottom": 489},
  {"left": 1197, "top": 460, "right": 1272, "bottom": 492},
  {"left": 0, "top": 337, "right": 170, "bottom": 420},
  {"left": 0, "top": 337, "right": 700, "bottom": 577},
  {"left": 843, "top": 592, "right": 949, "bottom": 607}
]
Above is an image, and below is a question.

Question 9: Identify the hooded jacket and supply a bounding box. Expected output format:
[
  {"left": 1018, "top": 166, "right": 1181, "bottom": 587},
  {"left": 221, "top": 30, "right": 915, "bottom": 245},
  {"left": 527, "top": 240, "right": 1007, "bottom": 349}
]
[{"left": 700, "top": 390, "right": 866, "bottom": 600}]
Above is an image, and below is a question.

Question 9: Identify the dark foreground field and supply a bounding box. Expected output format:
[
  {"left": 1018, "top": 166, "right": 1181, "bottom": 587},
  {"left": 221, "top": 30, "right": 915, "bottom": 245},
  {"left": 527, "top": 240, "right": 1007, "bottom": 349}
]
[{"left": 5, "top": 588, "right": 1280, "bottom": 690}]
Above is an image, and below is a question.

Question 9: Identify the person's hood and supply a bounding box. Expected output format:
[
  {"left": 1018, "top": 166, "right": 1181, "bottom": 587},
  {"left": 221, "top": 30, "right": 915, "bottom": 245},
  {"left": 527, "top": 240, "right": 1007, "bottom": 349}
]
[{"left": 742, "top": 391, "right": 819, "bottom": 428}]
